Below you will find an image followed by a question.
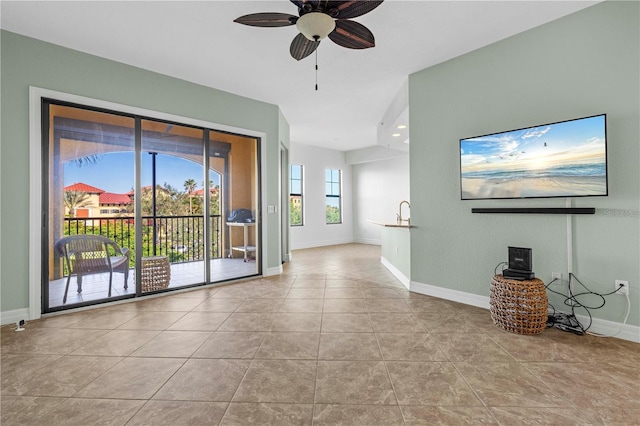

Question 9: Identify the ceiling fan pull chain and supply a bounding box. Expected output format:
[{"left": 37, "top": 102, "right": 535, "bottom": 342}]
[{"left": 314, "top": 36, "right": 319, "bottom": 91}]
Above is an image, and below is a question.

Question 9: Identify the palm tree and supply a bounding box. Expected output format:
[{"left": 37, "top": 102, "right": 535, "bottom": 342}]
[
  {"left": 184, "top": 178, "right": 197, "bottom": 215},
  {"left": 64, "top": 191, "right": 92, "bottom": 217},
  {"left": 69, "top": 154, "right": 101, "bottom": 167}
]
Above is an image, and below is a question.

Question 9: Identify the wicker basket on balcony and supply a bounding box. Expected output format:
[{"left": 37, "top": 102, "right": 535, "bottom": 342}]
[
  {"left": 141, "top": 256, "right": 171, "bottom": 292},
  {"left": 490, "top": 274, "right": 548, "bottom": 335}
]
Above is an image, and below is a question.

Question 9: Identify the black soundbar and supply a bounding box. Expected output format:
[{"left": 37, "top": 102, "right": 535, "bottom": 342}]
[{"left": 472, "top": 207, "right": 595, "bottom": 214}]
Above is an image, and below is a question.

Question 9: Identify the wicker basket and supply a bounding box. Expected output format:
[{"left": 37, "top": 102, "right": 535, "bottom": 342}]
[
  {"left": 490, "top": 274, "right": 548, "bottom": 335},
  {"left": 141, "top": 256, "right": 171, "bottom": 292}
]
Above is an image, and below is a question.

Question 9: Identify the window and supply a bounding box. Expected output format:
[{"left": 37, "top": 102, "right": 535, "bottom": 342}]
[
  {"left": 290, "top": 164, "right": 303, "bottom": 226},
  {"left": 325, "top": 169, "right": 341, "bottom": 224}
]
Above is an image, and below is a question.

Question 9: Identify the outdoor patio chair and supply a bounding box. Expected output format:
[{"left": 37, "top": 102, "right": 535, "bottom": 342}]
[{"left": 54, "top": 235, "right": 130, "bottom": 303}]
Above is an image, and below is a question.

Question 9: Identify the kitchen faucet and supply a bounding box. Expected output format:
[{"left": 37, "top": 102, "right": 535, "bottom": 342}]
[{"left": 397, "top": 200, "right": 410, "bottom": 226}]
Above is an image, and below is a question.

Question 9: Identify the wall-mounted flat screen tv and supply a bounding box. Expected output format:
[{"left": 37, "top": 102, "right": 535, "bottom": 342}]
[{"left": 460, "top": 114, "right": 607, "bottom": 200}]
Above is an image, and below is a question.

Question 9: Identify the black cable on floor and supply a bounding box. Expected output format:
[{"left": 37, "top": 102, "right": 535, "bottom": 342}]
[{"left": 544, "top": 272, "right": 625, "bottom": 335}]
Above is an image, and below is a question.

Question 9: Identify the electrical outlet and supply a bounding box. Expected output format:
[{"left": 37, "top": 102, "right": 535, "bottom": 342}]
[
  {"left": 615, "top": 280, "right": 629, "bottom": 295},
  {"left": 551, "top": 272, "right": 562, "bottom": 283}
]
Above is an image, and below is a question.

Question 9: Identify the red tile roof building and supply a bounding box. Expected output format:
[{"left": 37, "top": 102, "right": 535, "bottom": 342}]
[
  {"left": 63, "top": 182, "right": 131, "bottom": 218},
  {"left": 63, "top": 182, "right": 105, "bottom": 194},
  {"left": 192, "top": 187, "right": 219, "bottom": 196},
  {"left": 99, "top": 192, "right": 132, "bottom": 205}
]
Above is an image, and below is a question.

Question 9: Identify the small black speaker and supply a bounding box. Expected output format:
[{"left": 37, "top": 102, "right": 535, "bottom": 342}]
[
  {"left": 508, "top": 246, "right": 532, "bottom": 272},
  {"left": 503, "top": 269, "right": 535, "bottom": 281}
]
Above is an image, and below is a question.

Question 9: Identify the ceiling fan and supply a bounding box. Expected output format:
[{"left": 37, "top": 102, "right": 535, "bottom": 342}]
[{"left": 234, "top": 0, "right": 384, "bottom": 61}]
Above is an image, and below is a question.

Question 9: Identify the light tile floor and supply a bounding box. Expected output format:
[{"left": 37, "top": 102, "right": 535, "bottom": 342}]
[{"left": 2, "top": 244, "right": 639, "bottom": 425}]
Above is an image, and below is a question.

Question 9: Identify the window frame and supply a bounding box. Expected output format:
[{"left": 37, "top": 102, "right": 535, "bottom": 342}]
[
  {"left": 37, "top": 92, "right": 264, "bottom": 316},
  {"left": 289, "top": 164, "right": 303, "bottom": 226},
  {"left": 325, "top": 168, "right": 342, "bottom": 224}
]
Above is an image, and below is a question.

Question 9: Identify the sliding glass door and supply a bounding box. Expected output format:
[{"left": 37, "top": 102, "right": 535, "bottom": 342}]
[
  {"left": 210, "top": 130, "right": 259, "bottom": 281},
  {"left": 42, "top": 99, "right": 260, "bottom": 313},
  {"left": 141, "top": 119, "right": 206, "bottom": 291},
  {"left": 44, "top": 103, "right": 135, "bottom": 309}
]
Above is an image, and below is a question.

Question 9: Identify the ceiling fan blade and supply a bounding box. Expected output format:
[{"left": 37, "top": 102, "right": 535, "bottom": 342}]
[
  {"left": 324, "top": 1, "right": 383, "bottom": 19},
  {"left": 291, "top": 0, "right": 321, "bottom": 13},
  {"left": 290, "top": 33, "right": 320, "bottom": 61},
  {"left": 234, "top": 12, "right": 297, "bottom": 27},
  {"left": 328, "top": 19, "right": 375, "bottom": 49}
]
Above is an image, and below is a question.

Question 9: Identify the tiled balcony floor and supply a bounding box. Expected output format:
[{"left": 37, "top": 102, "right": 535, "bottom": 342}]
[
  {"left": 3, "top": 243, "right": 639, "bottom": 425},
  {"left": 48, "top": 258, "right": 257, "bottom": 308}
]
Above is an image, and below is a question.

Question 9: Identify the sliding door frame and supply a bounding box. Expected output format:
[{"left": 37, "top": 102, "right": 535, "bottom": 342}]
[{"left": 29, "top": 87, "right": 268, "bottom": 320}]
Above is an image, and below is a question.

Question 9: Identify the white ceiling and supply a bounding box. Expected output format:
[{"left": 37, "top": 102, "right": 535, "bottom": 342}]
[{"left": 1, "top": 1, "right": 598, "bottom": 151}]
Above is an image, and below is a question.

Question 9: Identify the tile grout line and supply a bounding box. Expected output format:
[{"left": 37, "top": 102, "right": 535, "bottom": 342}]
[
  {"left": 216, "top": 282, "right": 284, "bottom": 425},
  {"left": 369, "top": 309, "right": 405, "bottom": 424},
  {"left": 310, "top": 283, "right": 325, "bottom": 426}
]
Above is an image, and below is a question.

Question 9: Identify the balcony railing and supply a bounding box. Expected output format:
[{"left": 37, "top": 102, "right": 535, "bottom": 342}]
[{"left": 62, "top": 215, "right": 222, "bottom": 265}]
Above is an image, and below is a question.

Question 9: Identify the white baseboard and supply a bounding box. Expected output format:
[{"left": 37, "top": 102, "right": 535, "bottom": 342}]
[
  {"left": 410, "top": 280, "right": 639, "bottom": 343},
  {"left": 283, "top": 252, "right": 292, "bottom": 262},
  {"left": 1, "top": 308, "right": 31, "bottom": 326},
  {"left": 380, "top": 256, "right": 410, "bottom": 289},
  {"left": 291, "top": 238, "right": 354, "bottom": 251},
  {"left": 410, "top": 281, "right": 490, "bottom": 310},
  {"left": 264, "top": 264, "right": 283, "bottom": 276},
  {"left": 568, "top": 311, "right": 639, "bottom": 342},
  {"left": 354, "top": 237, "right": 382, "bottom": 246}
]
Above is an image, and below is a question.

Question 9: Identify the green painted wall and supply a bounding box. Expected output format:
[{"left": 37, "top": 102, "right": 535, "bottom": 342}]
[
  {"left": 0, "top": 30, "right": 286, "bottom": 313},
  {"left": 408, "top": 2, "right": 639, "bottom": 326},
  {"left": 381, "top": 228, "right": 411, "bottom": 280}
]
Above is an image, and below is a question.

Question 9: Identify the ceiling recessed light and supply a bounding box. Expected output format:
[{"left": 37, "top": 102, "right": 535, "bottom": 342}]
[
  {"left": 397, "top": 124, "right": 407, "bottom": 129},
  {"left": 392, "top": 133, "right": 401, "bottom": 137}
]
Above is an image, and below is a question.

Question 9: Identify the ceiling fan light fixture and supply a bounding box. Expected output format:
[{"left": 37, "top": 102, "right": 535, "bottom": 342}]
[{"left": 296, "top": 12, "right": 335, "bottom": 41}]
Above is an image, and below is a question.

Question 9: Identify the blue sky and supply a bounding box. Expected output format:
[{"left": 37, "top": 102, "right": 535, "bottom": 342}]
[
  {"left": 460, "top": 115, "right": 606, "bottom": 172},
  {"left": 64, "top": 152, "right": 221, "bottom": 193}
]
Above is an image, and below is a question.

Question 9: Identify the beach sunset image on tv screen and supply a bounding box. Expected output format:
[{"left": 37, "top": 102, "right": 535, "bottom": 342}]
[{"left": 460, "top": 114, "right": 607, "bottom": 200}]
